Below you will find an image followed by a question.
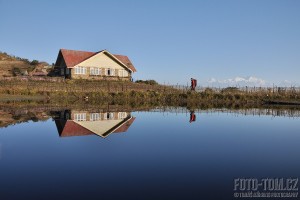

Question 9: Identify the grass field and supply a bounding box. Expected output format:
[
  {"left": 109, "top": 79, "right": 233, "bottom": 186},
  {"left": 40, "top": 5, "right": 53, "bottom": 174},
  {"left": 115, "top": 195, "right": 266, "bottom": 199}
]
[{"left": 0, "top": 78, "right": 299, "bottom": 109}]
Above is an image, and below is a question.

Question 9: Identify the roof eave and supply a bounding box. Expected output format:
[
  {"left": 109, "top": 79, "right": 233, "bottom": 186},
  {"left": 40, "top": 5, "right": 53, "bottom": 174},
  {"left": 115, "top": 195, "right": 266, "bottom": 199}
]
[{"left": 102, "top": 50, "right": 134, "bottom": 73}]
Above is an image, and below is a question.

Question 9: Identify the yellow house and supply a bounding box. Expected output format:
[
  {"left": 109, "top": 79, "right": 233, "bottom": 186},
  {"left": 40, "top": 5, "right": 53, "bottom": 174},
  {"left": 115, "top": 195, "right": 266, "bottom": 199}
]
[{"left": 54, "top": 49, "right": 136, "bottom": 80}]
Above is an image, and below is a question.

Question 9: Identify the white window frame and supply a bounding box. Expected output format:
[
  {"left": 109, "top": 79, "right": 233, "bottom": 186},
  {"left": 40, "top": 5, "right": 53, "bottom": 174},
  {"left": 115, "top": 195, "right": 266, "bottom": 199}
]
[
  {"left": 104, "top": 112, "right": 114, "bottom": 120},
  {"left": 118, "top": 69, "right": 129, "bottom": 77},
  {"left": 118, "top": 112, "right": 127, "bottom": 119},
  {"left": 97, "top": 68, "right": 101, "bottom": 75},
  {"left": 74, "top": 113, "right": 86, "bottom": 121},
  {"left": 90, "top": 67, "right": 94, "bottom": 75},
  {"left": 106, "top": 68, "right": 115, "bottom": 76},
  {"left": 75, "top": 66, "right": 86, "bottom": 75},
  {"left": 90, "top": 113, "right": 100, "bottom": 121},
  {"left": 90, "top": 67, "right": 101, "bottom": 76}
]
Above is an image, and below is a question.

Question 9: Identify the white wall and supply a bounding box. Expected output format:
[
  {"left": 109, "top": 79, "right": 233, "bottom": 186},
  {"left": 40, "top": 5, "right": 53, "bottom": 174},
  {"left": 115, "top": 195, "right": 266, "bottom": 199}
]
[{"left": 75, "top": 52, "right": 127, "bottom": 71}]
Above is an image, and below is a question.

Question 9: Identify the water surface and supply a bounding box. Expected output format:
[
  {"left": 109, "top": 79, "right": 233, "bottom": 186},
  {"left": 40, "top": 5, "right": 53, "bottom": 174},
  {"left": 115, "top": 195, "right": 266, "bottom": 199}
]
[{"left": 0, "top": 108, "right": 299, "bottom": 200}]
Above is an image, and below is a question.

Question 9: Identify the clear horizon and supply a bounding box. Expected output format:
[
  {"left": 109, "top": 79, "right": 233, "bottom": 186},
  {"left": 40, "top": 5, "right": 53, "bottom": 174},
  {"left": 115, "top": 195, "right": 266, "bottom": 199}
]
[{"left": 0, "top": 0, "right": 299, "bottom": 86}]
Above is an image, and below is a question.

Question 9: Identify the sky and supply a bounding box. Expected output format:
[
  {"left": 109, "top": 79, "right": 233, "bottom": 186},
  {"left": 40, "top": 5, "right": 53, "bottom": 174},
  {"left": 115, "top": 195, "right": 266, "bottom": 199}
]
[{"left": 0, "top": 0, "right": 299, "bottom": 86}]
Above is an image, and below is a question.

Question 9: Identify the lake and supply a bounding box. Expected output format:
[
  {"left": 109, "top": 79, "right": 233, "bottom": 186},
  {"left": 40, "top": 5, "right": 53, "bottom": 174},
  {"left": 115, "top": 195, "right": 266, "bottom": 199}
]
[{"left": 0, "top": 107, "right": 299, "bottom": 200}]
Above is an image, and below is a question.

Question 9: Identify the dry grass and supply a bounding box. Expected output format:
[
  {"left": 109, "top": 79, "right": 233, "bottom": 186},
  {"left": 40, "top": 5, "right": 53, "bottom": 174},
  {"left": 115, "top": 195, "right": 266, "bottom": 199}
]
[
  {"left": 0, "top": 60, "right": 33, "bottom": 77},
  {"left": 0, "top": 52, "right": 50, "bottom": 77},
  {"left": 0, "top": 78, "right": 299, "bottom": 107}
]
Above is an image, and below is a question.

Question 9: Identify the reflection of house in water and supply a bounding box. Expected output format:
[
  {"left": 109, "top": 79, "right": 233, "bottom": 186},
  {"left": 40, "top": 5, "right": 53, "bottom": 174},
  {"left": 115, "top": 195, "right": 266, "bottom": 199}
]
[{"left": 54, "top": 110, "right": 135, "bottom": 138}]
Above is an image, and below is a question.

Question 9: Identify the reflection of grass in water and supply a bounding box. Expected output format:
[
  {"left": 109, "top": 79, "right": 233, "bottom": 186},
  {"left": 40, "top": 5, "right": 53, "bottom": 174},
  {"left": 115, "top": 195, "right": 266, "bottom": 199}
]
[{"left": 0, "top": 99, "right": 300, "bottom": 129}]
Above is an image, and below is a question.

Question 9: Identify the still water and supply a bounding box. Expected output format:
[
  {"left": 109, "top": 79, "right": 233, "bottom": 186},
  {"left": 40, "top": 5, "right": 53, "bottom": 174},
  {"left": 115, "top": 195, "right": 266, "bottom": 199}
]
[{"left": 0, "top": 107, "right": 299, "bottom": 200}]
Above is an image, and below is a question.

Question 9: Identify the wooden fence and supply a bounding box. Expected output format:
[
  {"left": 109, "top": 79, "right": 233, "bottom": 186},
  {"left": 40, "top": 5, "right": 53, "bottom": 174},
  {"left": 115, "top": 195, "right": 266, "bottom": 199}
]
[{"left": 168, "top": 84, "right": 300, "bottom": 94}]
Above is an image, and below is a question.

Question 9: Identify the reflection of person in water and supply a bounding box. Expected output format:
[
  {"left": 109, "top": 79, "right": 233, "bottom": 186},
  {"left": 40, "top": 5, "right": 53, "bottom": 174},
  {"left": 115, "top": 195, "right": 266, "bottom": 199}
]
[{"left": 189, "top": 111, "right": 196, "bottom": 123}]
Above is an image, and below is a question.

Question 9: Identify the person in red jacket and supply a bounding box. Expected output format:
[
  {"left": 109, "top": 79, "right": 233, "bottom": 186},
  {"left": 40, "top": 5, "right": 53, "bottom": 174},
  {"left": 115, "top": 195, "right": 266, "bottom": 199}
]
[
  {"left": 189, "top": 111, "right": 196, "bottom": 123},
  {"left": 191, "top": 78, "right": 197, "bottom": 91}
]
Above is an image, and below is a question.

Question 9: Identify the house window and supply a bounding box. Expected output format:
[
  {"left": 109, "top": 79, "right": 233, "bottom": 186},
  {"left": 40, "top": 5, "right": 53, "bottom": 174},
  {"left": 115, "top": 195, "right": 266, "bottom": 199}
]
[
  {"left": 74, "top": 113, "right": 86, "bottom": 121},
  {"left": 90, "top": 113, "right": 100, "bottom": 121},
  {"left": 118, "top": 69, "right": 129, "bottom": 77},
  {"left": 90, "top": 68, "right": 94, "bottom": 75},
  {"left": 106, "top": 68, "right": 115, "bottom": 76},
  {"left": 104, "top": 112, "right": 114, "bottom": 120},
  {"left": 90, "top": 67, "right": 101, "bottom": 75},
  {"left": 75, "top": 67, "right": 79, "bottom": 74},
  {"left": 75, "top": 66, "right": 86, "bottom": 75},
  {"left": 118, "top": 112, "right": 127, "bottom": 119}
]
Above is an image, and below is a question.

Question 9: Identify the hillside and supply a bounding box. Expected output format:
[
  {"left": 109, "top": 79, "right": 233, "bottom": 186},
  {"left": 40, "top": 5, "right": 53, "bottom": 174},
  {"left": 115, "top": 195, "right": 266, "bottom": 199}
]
[{"left": 0, "top": 51, "right": 51, "bottom": 77}]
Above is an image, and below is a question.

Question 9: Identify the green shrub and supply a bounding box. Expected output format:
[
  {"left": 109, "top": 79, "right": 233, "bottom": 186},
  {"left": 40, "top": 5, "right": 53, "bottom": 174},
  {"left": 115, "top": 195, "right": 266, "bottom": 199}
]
[
  {"left": 221, "top": 87, "right": 239, "bottom": 93},
  {"left": 135, "top": 79, "right": 158, "bottom": 85},
  {"left": 30, "top": 60, "right": 39, "bottom": 65},
  {"left": 12, "top": 67, "right": 21, "bottom": 76},
  {"left": 204, "top": 88, "right": 214, "bottom": 94}
]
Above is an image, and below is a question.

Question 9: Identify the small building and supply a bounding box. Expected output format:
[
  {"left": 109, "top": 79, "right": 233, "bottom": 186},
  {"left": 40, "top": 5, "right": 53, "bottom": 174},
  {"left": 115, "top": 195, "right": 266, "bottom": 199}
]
[
  {"left": 54, "top": 49, "right": 136, "bottom": 80},
  {"left": 30, "top": 69, "right": 48, "bottom": 76}
]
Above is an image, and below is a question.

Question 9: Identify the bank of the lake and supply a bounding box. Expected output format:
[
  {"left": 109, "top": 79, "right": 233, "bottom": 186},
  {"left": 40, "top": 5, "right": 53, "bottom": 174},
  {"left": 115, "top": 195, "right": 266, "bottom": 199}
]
[{"left": 0, "top": 79, "right": 300, "bottom": 106}]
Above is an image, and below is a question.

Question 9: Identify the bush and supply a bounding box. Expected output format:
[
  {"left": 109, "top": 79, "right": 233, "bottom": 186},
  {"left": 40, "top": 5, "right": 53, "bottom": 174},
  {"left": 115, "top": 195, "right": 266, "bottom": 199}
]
[
  {"left": 23, "top": 59, "right": 30, "bottom": 64},
  {"left": 234, "top": 93, "right": 242, "bottom": 100},
  {"left": 30, "top": 60, "right": 39, "bottom": 65},
  {"left": 204, "top": 88, "right": 214, "bottom": 93},
  {"left": 12, "top": 67, "right": 21, "bottom": 76},
  {"left": 135, "top": 79, "right": 158, "bottom": 85},
  {"left": 221, "top": 87, "right": 239, "bottom": 93}
]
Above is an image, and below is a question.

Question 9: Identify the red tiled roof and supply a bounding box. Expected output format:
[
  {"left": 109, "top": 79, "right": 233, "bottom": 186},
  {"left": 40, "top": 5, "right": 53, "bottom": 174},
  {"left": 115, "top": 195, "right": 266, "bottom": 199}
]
[
  {"left": 59, "top": 49, "right": 136, "bottom": 72},
  {"left": 113, "top": 117, "right": 136, "bottom": 133},
  {"left": 113, "top": 55, "right": 137, "bottom": 72},
  {"left": 60, "top": 49, "right": 96, "bottom": 68},
  {"left": 60, "top": 120, "right": 94, "bottom": 137}
]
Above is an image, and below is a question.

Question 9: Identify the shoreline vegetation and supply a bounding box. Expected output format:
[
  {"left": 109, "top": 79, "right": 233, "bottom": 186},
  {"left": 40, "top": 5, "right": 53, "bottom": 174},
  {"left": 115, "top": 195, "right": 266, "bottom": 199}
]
[
  {"left": 0, "top": 78, "right": 300, "bottom": 108},
  {"left": 1, "top": 78, "right": 300, "bottom": 128},
  {"left": 1, "top": 100, "right": 300, "bottom": 129}
]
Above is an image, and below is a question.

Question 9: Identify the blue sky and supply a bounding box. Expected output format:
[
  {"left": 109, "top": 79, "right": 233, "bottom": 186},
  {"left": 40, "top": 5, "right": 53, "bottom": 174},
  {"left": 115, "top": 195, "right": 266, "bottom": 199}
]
[{"left": 0, "top": 0, "right": 299, "bottom": 86}]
